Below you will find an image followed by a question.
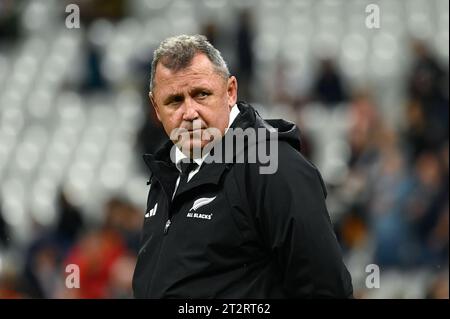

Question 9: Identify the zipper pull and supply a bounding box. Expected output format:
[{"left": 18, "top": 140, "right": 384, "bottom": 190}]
[{"left": 164, "top": 219, "right": 171, "bottom": 234}]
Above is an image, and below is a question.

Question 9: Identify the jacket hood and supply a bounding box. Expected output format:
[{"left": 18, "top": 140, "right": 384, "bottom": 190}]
[{"left": 235, "top": 101, "right": 302, "bottom": 153}]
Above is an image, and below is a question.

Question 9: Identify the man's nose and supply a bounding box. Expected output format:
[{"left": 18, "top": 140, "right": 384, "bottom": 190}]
[{"left": 182, "top": 98, "right": 199, "bottom": 121}]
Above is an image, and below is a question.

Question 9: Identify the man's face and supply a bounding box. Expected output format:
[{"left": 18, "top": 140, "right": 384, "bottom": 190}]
[{"left": 150, "top": 53, "right": 237, "bottom": 156}]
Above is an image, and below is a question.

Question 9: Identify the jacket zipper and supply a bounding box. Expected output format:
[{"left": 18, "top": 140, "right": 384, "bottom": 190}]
[
  {"left": 164, "top": 219, "right": 171, "bottom": 234},
  {"left": 145, "top": 178, "right": 173, "bottom": 297}
]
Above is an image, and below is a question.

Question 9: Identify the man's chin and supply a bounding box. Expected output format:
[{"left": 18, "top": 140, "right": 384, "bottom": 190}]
[{"left": 176, "top": 140, "right": 207, "bottom": 158}]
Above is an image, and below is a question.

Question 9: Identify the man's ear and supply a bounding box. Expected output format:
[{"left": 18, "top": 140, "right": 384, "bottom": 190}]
[
  {"left": 149, "top": 92, "right": 161, "bottom": 121},
  {"left": 227, "top": 76, "right": 238, "bottom": 108}
]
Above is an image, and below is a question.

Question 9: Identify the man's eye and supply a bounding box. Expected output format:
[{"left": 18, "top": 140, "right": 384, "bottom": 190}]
[
  {"left": 167, "top": 96, "right": 183, "bottom": 105},
  {"left": 198, "top": 91, "right": 210, "bottom": 98}
]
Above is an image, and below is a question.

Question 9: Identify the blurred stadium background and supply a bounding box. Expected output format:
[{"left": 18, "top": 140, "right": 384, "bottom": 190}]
[{"left": 0, "top": 0, "right": 448, "bottom": 298}]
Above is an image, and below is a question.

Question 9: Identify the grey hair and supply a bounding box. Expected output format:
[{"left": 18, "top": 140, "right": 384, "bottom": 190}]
[{"left": 149, "top": 34, "right": 230, "bottom": 91}]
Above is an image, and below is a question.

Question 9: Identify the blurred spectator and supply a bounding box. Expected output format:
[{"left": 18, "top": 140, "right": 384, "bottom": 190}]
[
  {"left": 135, "top": 99, "right": 167, "bottom": 160},
  {"left": 348, "top": 90, "right": 381, "bottom": 168},
  {"left": 0, "top": 267, "right": 26, "bottom": 298},
  {"left": 107, "top": 254, "right": 137, "bottom": 298},
  {"left": 62, "top": 228, "right": 126, "bottom": 298},
  {"left": 311, "top": 58, "right": 348, "bottom": 107},
  {"left": 367, "top": 133, "right": 416, "bottom": 268},
  {"left": 202, "top": 22, "right": 218, "bottom": 47},
  {"left": 235, "top": 9, "right": 255, "bottom": 101},
  {"left": 404, "top": 99, "right": 429, "bottom": 159},
  {"left": 405, "top": 149, "right": 449, "bottom": 266},
  {"left": 0, "top": 202, "right": 10, "bottom": 248},
  {"left": 103, "top": 197, "right": 142, "bottom": 254},
  {"left": 21, "top": 190, "right": 84, "bottom": 298},
  {"left": 57, "top": 196, "right": 141, "bottom": 298},
  {"left": 406, "top": 40, "right": 449, "bottom": 154},
  {"left": 426, "top": 270, "right": 449, "bottom": 299},
  {"left": 80, "top": 37, "right": 109, "bottom": 93},
  {"left": 347, "top": 126, "right": 448, "bottom": 268},
  {"left": 335, "top": 207, "right": 368, "bottom": 253},
  {"left": 408, "top": 40, "right": 447, "bottom": 104},
  {"left": 55, "top": 189, "right": 85, "bottom": 249},
  {"left": 133, "top": 44, "right": 168, "bottom": 165},
  {"left": 0, "top": 0, "right": 20, "bottom": 44},
  {"left": 23, "top": 235, "right": 63, "bottom": 298}
]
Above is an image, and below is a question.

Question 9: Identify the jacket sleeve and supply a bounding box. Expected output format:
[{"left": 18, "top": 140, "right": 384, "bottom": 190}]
[{"left": 246, "top": 142, "right": 353, "bottom": 298}]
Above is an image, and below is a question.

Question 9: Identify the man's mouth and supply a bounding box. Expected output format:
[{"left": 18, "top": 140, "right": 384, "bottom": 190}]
[{"left": 187, "top": 128, "right": 206, "bottom": 135}]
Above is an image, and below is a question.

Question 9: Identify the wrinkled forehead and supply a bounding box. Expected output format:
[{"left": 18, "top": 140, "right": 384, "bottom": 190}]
[{"left": 153, "top": 55, "right": 225, "bottom": 94}]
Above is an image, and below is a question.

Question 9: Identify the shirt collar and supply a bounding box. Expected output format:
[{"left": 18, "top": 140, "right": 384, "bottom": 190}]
[
  {"left": 175, "top": 104, "right": 239, "bottom": 172},
  {"left": 227, "top": 103, "right": 240, "bottom": 131}
]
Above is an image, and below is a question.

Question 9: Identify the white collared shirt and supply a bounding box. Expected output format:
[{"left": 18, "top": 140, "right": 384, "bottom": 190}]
[{"left": 172, "top": 104, "right": 240, "bottom": 198}]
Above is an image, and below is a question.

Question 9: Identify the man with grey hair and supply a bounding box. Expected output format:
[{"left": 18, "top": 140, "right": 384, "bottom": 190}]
[
  {"left": 149, "top": 34, "right": 230, "bottom": 91},
  {"left": 133, "top": 34, "right": 353, "bottom": 298}
]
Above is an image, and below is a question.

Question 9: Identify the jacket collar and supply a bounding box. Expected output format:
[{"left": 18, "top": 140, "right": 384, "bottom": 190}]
[{"left": 144, "top": 151, "right": 230, "bottom": 202}]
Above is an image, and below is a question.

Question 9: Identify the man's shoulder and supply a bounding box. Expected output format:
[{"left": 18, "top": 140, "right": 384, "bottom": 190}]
[{"left": 234, "top": 139, "right": 327, "bottom": 197}]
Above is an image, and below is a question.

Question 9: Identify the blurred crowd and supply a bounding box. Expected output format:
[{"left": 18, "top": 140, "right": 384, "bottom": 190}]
[
  {"left": 0, "top": 0, "right": 448, "bottom": 298},
  {"left": 0, "top": 191, "right": 141, "bottom": 298}
]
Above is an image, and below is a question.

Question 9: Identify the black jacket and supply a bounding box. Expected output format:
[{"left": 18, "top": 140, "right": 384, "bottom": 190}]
[{"left": 132, "top": 102, "right": 353, "bottom": 298}]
